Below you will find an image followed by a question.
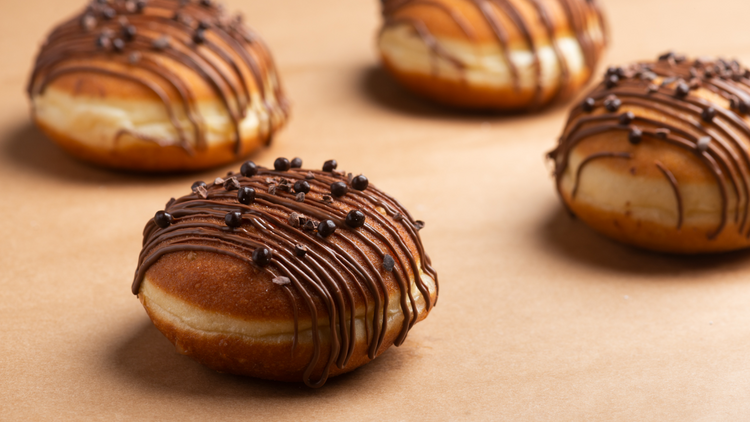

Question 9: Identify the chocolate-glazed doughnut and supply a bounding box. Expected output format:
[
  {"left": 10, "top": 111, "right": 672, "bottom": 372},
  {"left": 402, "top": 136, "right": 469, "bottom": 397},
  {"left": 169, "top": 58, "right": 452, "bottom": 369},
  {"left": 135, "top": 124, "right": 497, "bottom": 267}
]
[
  {"left": 132, "top": 159, "right": 438, "bottom": 386},
  {"left": 28, "top": 0, "right": 289, "bottom": 171},
  {"left": 548, "top": 53, "right": 750, "bottom": 253},
  {"left": 377, "top": 0, "right": 607, "bottom": 110}
]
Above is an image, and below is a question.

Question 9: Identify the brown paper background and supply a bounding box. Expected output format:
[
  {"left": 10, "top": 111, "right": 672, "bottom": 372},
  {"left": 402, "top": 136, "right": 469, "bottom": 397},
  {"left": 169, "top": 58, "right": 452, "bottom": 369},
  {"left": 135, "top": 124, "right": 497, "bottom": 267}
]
[{"left": 3, "top": 0, "right": 750, "bottom": 420}]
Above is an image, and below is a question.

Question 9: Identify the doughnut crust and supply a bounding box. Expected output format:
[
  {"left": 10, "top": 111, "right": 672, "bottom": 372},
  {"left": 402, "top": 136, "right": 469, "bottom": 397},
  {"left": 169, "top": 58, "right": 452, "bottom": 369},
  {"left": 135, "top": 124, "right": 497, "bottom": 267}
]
[
  {"left": 549, "top": 53, "right": 750, "bottom": 253},
  {"left": 28, "top": 0, "right": 289, "bottom": 172},
  {"left": 378, "top": 0, "right": 607, "bottom": 110},
  {"left": 132, "top": 160, "right": 438, "bottom": 386}
]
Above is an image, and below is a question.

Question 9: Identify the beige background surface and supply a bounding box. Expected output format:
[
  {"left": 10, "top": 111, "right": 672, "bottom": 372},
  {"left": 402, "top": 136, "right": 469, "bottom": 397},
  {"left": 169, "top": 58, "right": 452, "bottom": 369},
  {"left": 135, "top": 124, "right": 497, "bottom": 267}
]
[{"left": 2, "top": 0, "right": 750, "bottom": 420}]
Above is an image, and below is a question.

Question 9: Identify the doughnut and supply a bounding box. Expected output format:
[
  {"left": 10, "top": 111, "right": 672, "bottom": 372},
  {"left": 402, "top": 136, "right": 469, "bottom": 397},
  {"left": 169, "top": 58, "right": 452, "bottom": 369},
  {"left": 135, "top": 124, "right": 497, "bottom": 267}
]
[
  {"left": 131, "top": 158, "right": 438, "bottom": 386},
  {"left": 377, "top": 0, "right": 608, "bottom": 110},
  {"left": 548, "top": 53, "right": 750, "bottom": 253},
  {"left": 28, "top": 0, "right": 289, "bottom": 171}
]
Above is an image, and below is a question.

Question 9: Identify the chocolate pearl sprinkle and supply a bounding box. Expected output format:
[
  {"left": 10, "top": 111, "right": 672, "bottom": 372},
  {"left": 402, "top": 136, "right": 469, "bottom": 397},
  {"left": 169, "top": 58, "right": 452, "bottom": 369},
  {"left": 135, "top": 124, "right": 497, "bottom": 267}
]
[
  {"left": 702, "top": 107, "right": 716, "bottom": 123},
  {"left": 192, "top": 29, "right": 206, "bottom": 45},
  {"left": 112, "top": 38, "right": 125, "bottom": 53},
  {"left": 351, "top": 175, "right": 369, "bottom": 191},
  {"left": 191, "top": 181, "right": 206, "bottom": 191},
  {"left": 224, "top": 211, "right": 242, "bottom": 228},
  {"left": 345, "top": 210, "right": 366, "bottom": 228},
  {"left": 604, "top": 96, "right": 621, "bottom": 112},
  {"left": 240, "top": 161, "right": 258, "bottom": 177},
  {"left": 605, "top": 75, "right": 619, "bottom": 88},
  {"left": 675, "top": 81, "right": 690, "bottom": 98},
  {"left": 237, "top": 186, "right": 255, "bottom": 205},
  {"left": 252, "top": 247, "right": 272, "bottom": 266},
  {"left": 317, "top": 220, "right": 337, "bottom": 238},
  {"left": 628, "top": 127, "right": 643, "bottom": 145},
  {"left": 122, "top": 25, "right": 137, "bottom": 41},
  {"left": 330, "top": 181, "right": 348, "bottom": 197},
  {"left": 96, "top": 34, "right": 110, "bottom": 49},
  {"left": 619, "top": 111, "right": 635, "bottom": 125},
  {"left": 322, "top": 159, "right": 337, "bottom": 172},
  {"left": 273, "top": 157, "right": 290, "bottom": 171},
  {"left": 293, "top": 180, "right": 310, "bottom": 194},
  {"left": 102, "top": 7, "right": 116, "bottom": 20},
  {"left": 290, "top": 157, "right": 303, "bottom": 168},
  {"left": 154, "top": 211, "right": 173, "bottom": 228},
  {"left": 581, "top": 97, "right": 596, "bottom": 112}
]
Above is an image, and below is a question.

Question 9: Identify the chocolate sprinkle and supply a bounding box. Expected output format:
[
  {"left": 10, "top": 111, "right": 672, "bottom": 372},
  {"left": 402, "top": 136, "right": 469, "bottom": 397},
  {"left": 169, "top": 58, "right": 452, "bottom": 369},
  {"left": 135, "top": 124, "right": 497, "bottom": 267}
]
[
  {"left": 351, "top": 175, "right": 369, "bottom": 191},
  {"left": 154, "top": 210, "right": 173, "bottom": 228},
  {"left": 274, "top": 157, "right": 291, "bottom": 172},
  {"left": 224, "top": 177, "right": 240, "bottom": 191},
  {"left": 582, "top": 97, "right": 596, "bottom": 112},
  {"left": 604, "top": 96, "right": 621, "bottom": 112},
  {"left": 224, "top": 211, "right": 242, "bottom": 228},
  {"left": 293, "top": 180, "right": 311, "bottom": 194},
  {"left": 294, "top": 244, "right": 307, "bottom": 258},
  {"left": 628, "top": 127, "right": 643, "bottom": 145},
  {"left": 237, "top": 186, "right": 256, "bottom": 205},
  {"left": 272, "top": 276, "right": 291, "bottom": 286},
  {"left": 701, "top": 107, "right": 716, "bottom": 123},
  {"left": 697, "top": 136, "right": 711, "bottom": 152},
  {"left": 383, "top": 254, "right": 395, "bottom": 272},
  {"left": 330, "top": 182, "right": 348, "bottom": 197},
  {"left": 322, "top": 159, "right": 337, "bottom": 172},
  {"left": 345, "top": 210, "right": 366, "bottom": 228},
  {"left": 290, "top": 157, "right": 303, "bottom": 168},
  {"left": 191, "top": 181, "right": 207, "bottom": 191},
  {"left": 252, "top": 247, "right": 272, "bottom": 266},
  {"left": 317, "top": 219, "right": 337, "bottom": 237},
  {"left": 241, "top": 161, "right": 258, "bottom": 177},
  {"left": 619, "top": 112, "right": 635, "bottom": 125},
  {"left": 675, "top": 81, "right": 690, "bottom": 97}
]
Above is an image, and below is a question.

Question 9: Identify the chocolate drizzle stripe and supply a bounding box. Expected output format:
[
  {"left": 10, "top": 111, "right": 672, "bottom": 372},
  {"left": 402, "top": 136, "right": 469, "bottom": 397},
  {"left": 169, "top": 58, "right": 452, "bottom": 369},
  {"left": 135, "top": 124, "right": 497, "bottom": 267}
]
[
  {"left": 133, "top": 166, "right": 437, "bottom": 387},
  {"left": 655, "top": 161, "right": 684, "bottom": 230},
  {"left": 29, "top": 0, "right": 288, "bottom": 155},
  {"left": 571, "top": 151, "right": 631, "bottom": 198},
  {"left": 381, "top": 0, "right": 607, "bottom": 107}
]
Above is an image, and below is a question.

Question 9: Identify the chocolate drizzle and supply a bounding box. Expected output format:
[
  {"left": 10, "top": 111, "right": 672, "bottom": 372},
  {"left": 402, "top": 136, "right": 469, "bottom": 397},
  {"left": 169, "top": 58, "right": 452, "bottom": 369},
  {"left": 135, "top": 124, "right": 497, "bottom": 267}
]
[
  {"left": 380, "top": 0, "right": 607, "bottom": 108},
  {"left": 549, "top": 53, "right": 750, "bottom": 239},
  {"left": 132, "top": 161, "right": 438, "bottom": 387},
  {"left": 28, "top": 0, "right": 289, "bottom": 155}
]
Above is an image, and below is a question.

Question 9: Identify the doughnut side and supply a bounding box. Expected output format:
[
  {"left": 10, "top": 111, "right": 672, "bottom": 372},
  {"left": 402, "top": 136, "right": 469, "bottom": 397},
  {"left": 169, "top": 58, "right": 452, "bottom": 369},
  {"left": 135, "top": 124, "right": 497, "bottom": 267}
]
[
  {"left": 551, "top": 55, "right": 750, "bottom": 253},
  {"left": 378, "top": 0, "right": 607, "bottom": 109},
  {"left": 137, "top": 254, "right": 436, "bottom": 382},
  {"left": 379, "top": 32, "right": 592, "bottom": 110}
]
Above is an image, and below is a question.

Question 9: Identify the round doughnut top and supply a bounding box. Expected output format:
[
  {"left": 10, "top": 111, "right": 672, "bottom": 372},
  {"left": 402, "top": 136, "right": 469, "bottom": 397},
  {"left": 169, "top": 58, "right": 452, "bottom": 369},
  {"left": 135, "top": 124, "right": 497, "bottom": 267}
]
[
  {"left": 380, "top": 0, "right": 608, "bottom": 105},
  {"left": 28, "top": 0, "right": 289, "bottom": 156},
  {"left": 550, "top": 53, "right": 750, "bottom": 240},
  {"left": 133, "top": 158, "right": 438, "bottom": 386}
]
